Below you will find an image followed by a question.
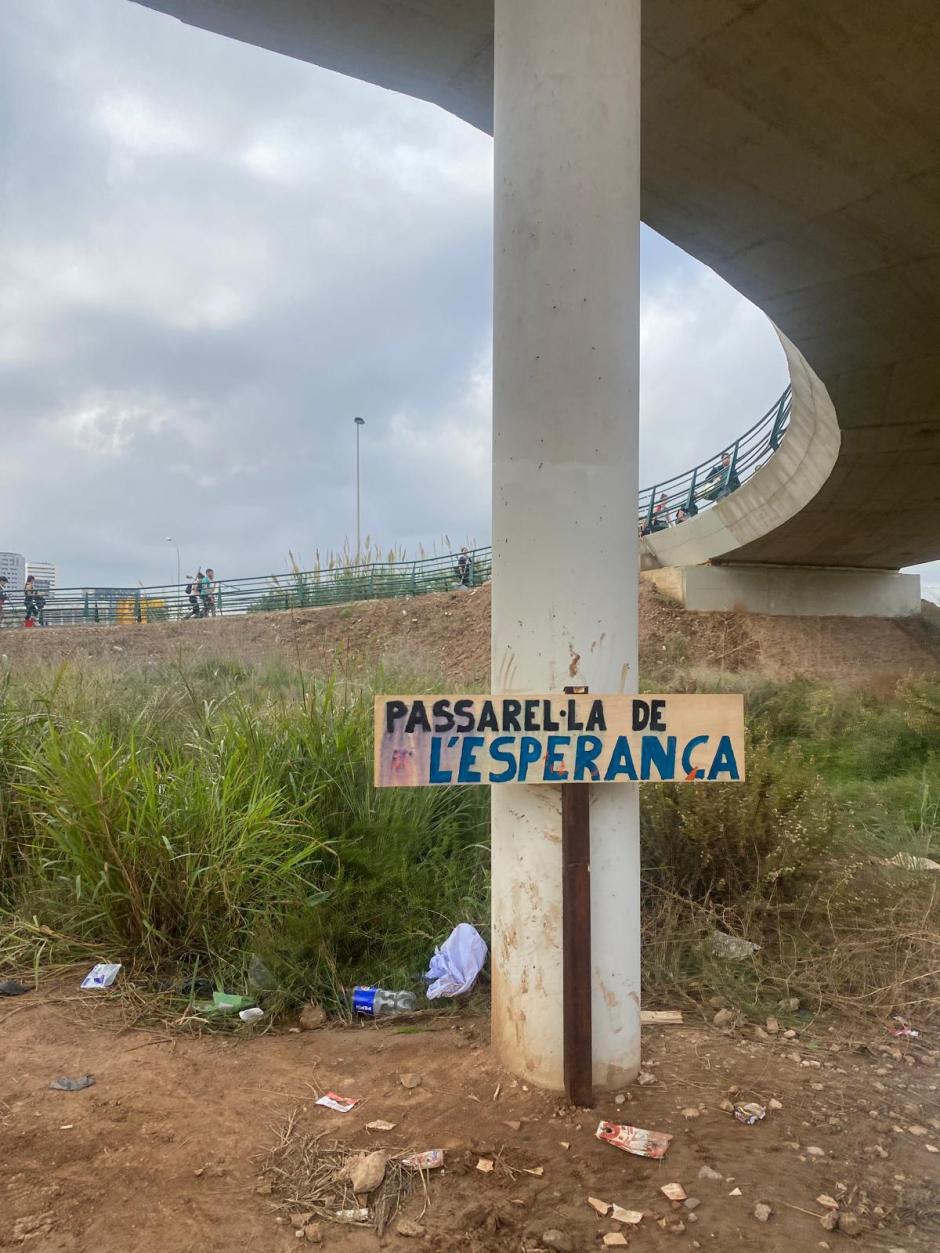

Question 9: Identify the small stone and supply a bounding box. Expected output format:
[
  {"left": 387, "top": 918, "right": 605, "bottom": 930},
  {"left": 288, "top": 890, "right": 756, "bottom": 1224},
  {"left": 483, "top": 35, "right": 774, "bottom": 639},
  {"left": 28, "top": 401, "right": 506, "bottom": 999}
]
[
  {"left": 713, "top": 1009, "right": 734, "bottom": 1028},
  {"left": 348, "top": 1150, "right": 387, "bottom": 1194},
  {"left": 397, "top": 1219, "right": 425, "bottom": 1238},
  {"left": 399, "top": 1073, "right": 422, "bottom": 1089},
  {"left": 837, "top": 1213, "right": 865, "bottom": 1237},
  {"left": 637, "top": 1070, "right": 657, "bottom": 1085},
  {"left": 681, "top": 1107, "right": 701, "bottom": 1120},
  {"left": 541, "top": 1231, "right": 573, "bottom": 1253},
  {"left": 303, "top": 1224, "right": 322, "bottom": 1244},
  {"left": 289, "top": 1212, "right": 314, "bottom": 1228},
  {"left": 753, "top": 1027, "right": 770, "bottom": 1041},
  {"left": 698, "top": 1166, "right": 723, "bottom": 1183},
  {"left": 820, "top": 1211, "right": 839, "bottom": 1231},
  {"left": 778, "top": 997, "right": 800, "bottom": 1012},
  {"left": 683, "top": 1197, "right": 701, "bottom": 1211},
  {"left": 783, "top": 1028, "right": 797, "bottom": 1039},
  {"left": 657, "top": 1217, "right": 686, "bottom": 1234},
  {"left": 504, "top": 1120, "right": 522, "bottom": 1131},
  {"left": 765, "top": 1017, "right": 780, "bottom": 1034},
  {"left": 298, "top": 1003, "right": 327, "bottom": 1031},
  {"left": 908, "top": 1124, "right": 929, "bottom": 1136},
  {"left": 614, "top": 1093, "right": 626, "bottom": 1106},
  {"left": 754, "top": 1203, "right": 772, "bottom": 1223},
  {"left": 807, "top": 1146, "right": 826, "bottom": 1157},
  {"left": 768, "top": 1098, "right": 783, "bottom": 1111},
  {"left": 816, "top": 1195, "right": 839, "bottom": 1210},
  {"left": 718, "top": 1098, "right": 735, "bottom": 1113}
]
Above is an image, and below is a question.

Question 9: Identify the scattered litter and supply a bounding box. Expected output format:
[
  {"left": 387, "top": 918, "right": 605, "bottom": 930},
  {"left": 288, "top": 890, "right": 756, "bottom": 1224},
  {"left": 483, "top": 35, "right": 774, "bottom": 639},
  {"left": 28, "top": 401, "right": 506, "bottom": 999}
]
[
  {"left": 352, "top": 987, "right": 416, "bottom": 1016},
  {"left": 698, "top": 1165, "right": 723, "bottom": 1183},
  {"left": 603, "top": 1235, "right": 629, "bottom": 1247},
  {"left": 49, "top": 1075, "right": 95, "bottom": 1091},
  {"left": 681, "top": 1107, "right": 701, "bottom": 1120},
  {"left": 610, "top": 1205, "right": 643, "bottom": 1225},
  {"left": 768, "top": 1098, "right": 783, "bottom": 1111},
  {"left": 907, "top": 1124, "right": 929, "bottom": 1136},
  {"left": 588, "top": 1197, "right": 611, "bottom": 1216},
  {"left": 334, "top": 1208, "right": 369, "bottom": 1223},
  {"left": 559, "top": 1140, "right": 570, "bottom": 1150},
  {"left": 636, "top": 1070, "right": 657, "bottom": 1085},
  {"left": 347, "top": 1150, "right": 387, "bottom": 1194},
  {"left": 880, "top": 852, "right": 940, "bottom": 872},
  {"left": 754, "top": 1202, "right": 772, "bottom": 1222},
  {"left": 596, "top": 1121, "right": 672, "bottom": 1159},
  {"left": 211, "top": 991, "right": 255, "bottom": 1013},
  {"left": 640, "top": 1009, "right": 683, "bottom": 1025},
  {"left": 504, "top": 1120, "right": 522, "bottom": 1131},
  {"left": 476, "top": 1158, "right": 495, "bottom": 1173},
  {"left": 239, "top": 1007, "right": 264, "bottom": 1023},
  {"left": 729, "top": 1187, "right": 742, "bottom": 1197},
  {"left": 816, "top": 1195, "right": 839, "bottom": 1210},
  {"left": 806, "top": 1145, "right": 826, "bottom": 1157},
  {"left": 315, "top": 1092, "right": 360, "bottom": 1113},
  {"left": 402, "top": 1149, "right": 443, "bottom": 1171},
  {"left": 734, "top": 1103, "right": 766, "bottom": 1125},
  {"left": 522, "top": 1165, "right": 544, "bottom": 1177},
  {"left": 778, "top": 996, "right": 800, "bottom": 1012},
  {"left": 660, "top": 1183, "right": 687, "bottom": 1202},
  {"left": 706, "top": 931, "right": 759, "bottom": 961},
  {"left": 424, "top": 923, "right": 488, "bottom": 999},
  {"left": 0, "top": 979, "right": 30, "bottom": 997},
  {"left": 366, "top": 1120, "right": 397, "bottom": 1132},
  {"left": 80, "top": 963, "right": 121, "bottom": 990},
  {"left": 658, "top": 1216, "right": 686, "bottom": 1234},
  {"left": 399, "top": 1073, "right": 422, "bottom": 1090},
  {"left": 492, "top": 1082, "right": 501, "bottom": 1101},
  {"left": 247, "top": 953, "right": 277, "bottom": 992},
  {"left": 889, "top": 1017, "right": 920, "bottom": 1039}
]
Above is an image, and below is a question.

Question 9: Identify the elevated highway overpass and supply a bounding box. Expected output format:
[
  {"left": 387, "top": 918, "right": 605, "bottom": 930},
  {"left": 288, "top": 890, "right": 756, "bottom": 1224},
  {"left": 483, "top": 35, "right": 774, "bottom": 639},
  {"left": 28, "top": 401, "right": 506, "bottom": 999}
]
[{"left": 130, "top": 0, "right": 940, "bottom": 1091}]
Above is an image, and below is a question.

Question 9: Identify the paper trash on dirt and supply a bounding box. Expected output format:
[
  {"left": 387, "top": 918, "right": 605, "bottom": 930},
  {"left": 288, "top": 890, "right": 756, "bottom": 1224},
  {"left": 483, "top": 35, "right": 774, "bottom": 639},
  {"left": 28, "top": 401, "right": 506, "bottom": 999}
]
[
  {"left": 660, "top": 1183, "right": 687, "bottom": 1202},
  {"left": 880, "top": 851, "right": 940, "bottom": 872},
  {"left": 734, "top": 1102, "right": 767, "bottom": 1125},
  {"left": 610, "top": 1205, "right": 644, "bottom": 1225},
  {"left": 889, "top": 1017, "right": 920, "bottom": 1039},
  {"left": 239, "top": 1007, "right": 264, "bottom": 1022},
  {"left": 80, "top": 963, "right": 122, "bottom": 990},
  {"left": 425, "top": 923, "right": 488, "bottom": 999},
  {"left": 333, "top": 1208, "right": 369, "bottom": 1223},
  {"left": 402, "top": 1149, "right": 444, "bottom": 1171},
  {"left": 49, "top": 1075, "right": 95, "bottom": 1091},
  {"left": 596, "top": 1121, "right": 673, "bottom": 1159},
  {"left": 706, "top": 931, "right": 759, "bottom": 961},
  {"left": 366, "top": 1120, "right": 397, "bottom": 1132},
  {"left": 315, "top": 1091, "right": 360, "bottom": 1113}
]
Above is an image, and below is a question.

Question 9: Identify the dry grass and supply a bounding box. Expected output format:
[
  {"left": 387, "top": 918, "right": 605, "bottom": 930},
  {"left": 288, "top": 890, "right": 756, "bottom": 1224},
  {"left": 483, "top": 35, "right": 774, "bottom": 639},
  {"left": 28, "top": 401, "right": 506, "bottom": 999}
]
[{"left": 259, "top": 1110, "right": 418, "bottom": 1236}]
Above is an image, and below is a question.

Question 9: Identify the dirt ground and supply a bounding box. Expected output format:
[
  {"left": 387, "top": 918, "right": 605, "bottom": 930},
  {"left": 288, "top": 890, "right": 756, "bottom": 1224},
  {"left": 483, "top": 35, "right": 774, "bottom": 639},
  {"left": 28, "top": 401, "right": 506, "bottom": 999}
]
[
  {"left": 1, "top": 583, "right": 939, "bottom": 686},
  {"left": 2, "top": 982, "right": 937, "bottom": 1252}
]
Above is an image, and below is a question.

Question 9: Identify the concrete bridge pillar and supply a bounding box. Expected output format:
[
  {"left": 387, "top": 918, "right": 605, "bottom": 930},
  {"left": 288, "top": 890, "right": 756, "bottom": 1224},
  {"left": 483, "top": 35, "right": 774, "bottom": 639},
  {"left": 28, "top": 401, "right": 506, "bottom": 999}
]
[{"left": 490, "top": 0, "right": 642, "bottom": 1090}]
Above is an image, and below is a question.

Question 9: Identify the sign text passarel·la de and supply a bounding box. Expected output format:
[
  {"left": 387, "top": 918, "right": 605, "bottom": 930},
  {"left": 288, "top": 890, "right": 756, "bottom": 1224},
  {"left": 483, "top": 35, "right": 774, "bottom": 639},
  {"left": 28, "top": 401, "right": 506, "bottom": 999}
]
[{"left": 374, "top": 693, "right": 744, "bottom": 788}]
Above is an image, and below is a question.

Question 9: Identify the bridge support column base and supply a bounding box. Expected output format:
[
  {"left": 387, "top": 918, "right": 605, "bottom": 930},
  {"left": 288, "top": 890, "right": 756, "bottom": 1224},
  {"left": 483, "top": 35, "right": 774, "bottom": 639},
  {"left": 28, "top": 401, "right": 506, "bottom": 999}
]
[{"left": 644, "top": 564, "right": 921, "bottom": 619}]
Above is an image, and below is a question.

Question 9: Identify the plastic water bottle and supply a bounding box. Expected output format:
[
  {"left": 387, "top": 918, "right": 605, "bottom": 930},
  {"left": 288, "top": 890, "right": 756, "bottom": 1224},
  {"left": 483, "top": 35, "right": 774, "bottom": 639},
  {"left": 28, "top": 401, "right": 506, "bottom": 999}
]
[{"left": 352, "top": 986, "right": 417, "bottom": 1017}]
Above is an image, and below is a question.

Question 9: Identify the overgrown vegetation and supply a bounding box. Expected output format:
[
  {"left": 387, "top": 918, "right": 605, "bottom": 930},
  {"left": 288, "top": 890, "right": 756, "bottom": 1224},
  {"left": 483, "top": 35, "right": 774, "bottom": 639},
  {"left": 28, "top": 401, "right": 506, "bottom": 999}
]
[{"left": 0, "top": 658, "right": 937, "bottom": 1025}]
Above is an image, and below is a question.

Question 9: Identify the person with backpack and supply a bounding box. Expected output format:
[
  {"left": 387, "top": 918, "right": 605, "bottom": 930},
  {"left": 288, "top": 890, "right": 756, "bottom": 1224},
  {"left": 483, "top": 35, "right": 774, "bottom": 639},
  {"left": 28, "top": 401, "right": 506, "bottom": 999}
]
[{"left": 185, "top": 574, "right": 202, "bottom": 618}]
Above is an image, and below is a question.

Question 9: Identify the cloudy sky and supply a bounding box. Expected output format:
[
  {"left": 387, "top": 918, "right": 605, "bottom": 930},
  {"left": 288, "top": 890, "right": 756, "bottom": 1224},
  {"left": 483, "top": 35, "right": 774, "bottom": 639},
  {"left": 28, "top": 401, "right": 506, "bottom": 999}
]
[{"left": 1, "top": 0, "right": 934, "bottom": 596}]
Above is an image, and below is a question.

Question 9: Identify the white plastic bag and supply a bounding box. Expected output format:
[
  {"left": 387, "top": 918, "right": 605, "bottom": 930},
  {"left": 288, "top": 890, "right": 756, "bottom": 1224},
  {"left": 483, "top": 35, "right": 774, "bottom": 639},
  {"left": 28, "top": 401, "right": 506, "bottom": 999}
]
[
  {"left": 425, "top": 923, "right": 488, "bottom": 999},
  {"left": 80, "top": 962, "right": 122, "bottom": 990}
]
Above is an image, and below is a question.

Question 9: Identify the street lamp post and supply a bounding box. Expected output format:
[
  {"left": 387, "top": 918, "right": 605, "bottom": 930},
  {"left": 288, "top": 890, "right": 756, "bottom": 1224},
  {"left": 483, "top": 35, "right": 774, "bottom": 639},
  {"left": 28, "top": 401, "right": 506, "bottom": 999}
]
[
  {"left": 165, "top": 536, "right": 181, "bottom": 619},
  {"left": 354, "top": 416, "right": 365, "bottom": 561}
]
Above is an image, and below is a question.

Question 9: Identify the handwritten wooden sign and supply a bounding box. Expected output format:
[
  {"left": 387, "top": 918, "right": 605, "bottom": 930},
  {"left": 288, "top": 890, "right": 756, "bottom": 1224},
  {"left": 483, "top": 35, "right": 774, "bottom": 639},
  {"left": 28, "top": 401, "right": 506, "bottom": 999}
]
[{"left": 374, "top": 693, "right": 744, "bottom": 787}]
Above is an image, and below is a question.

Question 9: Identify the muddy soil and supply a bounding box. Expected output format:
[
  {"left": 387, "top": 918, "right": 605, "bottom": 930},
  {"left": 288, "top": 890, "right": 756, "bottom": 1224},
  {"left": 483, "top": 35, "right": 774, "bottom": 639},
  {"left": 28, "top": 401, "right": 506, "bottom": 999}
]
[{"left": 1, "top": 982, "right": 937, "bottom": 1252}]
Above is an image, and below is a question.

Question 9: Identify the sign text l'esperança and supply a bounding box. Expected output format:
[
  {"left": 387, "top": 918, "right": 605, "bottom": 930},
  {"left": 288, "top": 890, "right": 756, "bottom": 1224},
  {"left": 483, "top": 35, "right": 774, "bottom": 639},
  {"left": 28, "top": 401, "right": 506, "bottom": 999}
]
[{"left": 374, "top": 693, "right": 744, "bottom": 787}]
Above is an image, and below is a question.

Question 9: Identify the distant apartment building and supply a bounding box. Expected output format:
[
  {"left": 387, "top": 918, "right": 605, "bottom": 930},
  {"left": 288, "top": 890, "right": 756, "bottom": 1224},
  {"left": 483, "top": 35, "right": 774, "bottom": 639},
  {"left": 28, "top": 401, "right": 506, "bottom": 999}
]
[
  {"left": 0, "top": 551, "right": 26, "bottom": 589},
  {"left": 26, "top": 560, "right": 60, "bottom": 596}
]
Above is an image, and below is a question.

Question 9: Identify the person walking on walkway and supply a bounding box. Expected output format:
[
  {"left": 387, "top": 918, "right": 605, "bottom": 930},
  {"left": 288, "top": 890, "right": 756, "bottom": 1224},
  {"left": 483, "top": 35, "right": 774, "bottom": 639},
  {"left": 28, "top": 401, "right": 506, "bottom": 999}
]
[
  {"left": 200, "top": 567, "right": 217, "bottom": 617},
  {"left": 185, "top": 574, "right": 202, "bottom": 618},
  {"left": 23, "top": 575, "right": 44, "bottom": 627}
]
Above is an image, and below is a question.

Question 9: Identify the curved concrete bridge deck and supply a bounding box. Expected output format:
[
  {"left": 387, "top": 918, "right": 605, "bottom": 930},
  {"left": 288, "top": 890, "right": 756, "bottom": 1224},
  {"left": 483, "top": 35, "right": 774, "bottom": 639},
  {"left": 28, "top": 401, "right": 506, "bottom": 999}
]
[{"left": 135, "top": 0, "right": 940, "bottom": 591}]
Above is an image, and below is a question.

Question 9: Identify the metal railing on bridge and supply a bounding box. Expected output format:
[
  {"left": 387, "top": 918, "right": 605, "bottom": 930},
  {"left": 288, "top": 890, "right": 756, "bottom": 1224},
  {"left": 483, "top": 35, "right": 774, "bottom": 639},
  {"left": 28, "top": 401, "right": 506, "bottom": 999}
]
[{"left": 6, "top": 385, "right": 790, "bottom": 629}]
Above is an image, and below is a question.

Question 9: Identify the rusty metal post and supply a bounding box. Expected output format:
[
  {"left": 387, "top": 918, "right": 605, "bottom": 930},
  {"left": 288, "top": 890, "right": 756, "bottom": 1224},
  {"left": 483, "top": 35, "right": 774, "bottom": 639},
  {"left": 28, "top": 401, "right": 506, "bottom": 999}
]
[{"left": 562, "top": 686, "right": 593, "bottom": 1107}]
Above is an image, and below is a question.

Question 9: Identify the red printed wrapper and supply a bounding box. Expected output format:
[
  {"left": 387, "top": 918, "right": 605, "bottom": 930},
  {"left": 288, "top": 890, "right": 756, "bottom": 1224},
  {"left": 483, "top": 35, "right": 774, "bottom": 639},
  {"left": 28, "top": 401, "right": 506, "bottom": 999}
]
[
  {"left": 315, "top": 1091, "right": 360, "bottom": 1113},
  {"left": 595, "top": 1120, "right": 672, "bottom": 1159}
]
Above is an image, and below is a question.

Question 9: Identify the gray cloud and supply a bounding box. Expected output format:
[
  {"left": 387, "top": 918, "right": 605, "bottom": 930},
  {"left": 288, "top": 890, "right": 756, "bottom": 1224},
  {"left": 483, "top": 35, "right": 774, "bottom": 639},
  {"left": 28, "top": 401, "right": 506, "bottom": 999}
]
[{"left": 17, "top": 0, "right": 924, "bottom": 598}]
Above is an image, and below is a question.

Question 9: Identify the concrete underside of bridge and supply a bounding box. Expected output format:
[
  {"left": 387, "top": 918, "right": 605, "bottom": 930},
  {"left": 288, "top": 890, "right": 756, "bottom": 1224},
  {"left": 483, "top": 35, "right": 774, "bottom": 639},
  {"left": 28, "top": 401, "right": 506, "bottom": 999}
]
[{"left": 135, "top": 0, "right": 940, "bottom": 573}]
